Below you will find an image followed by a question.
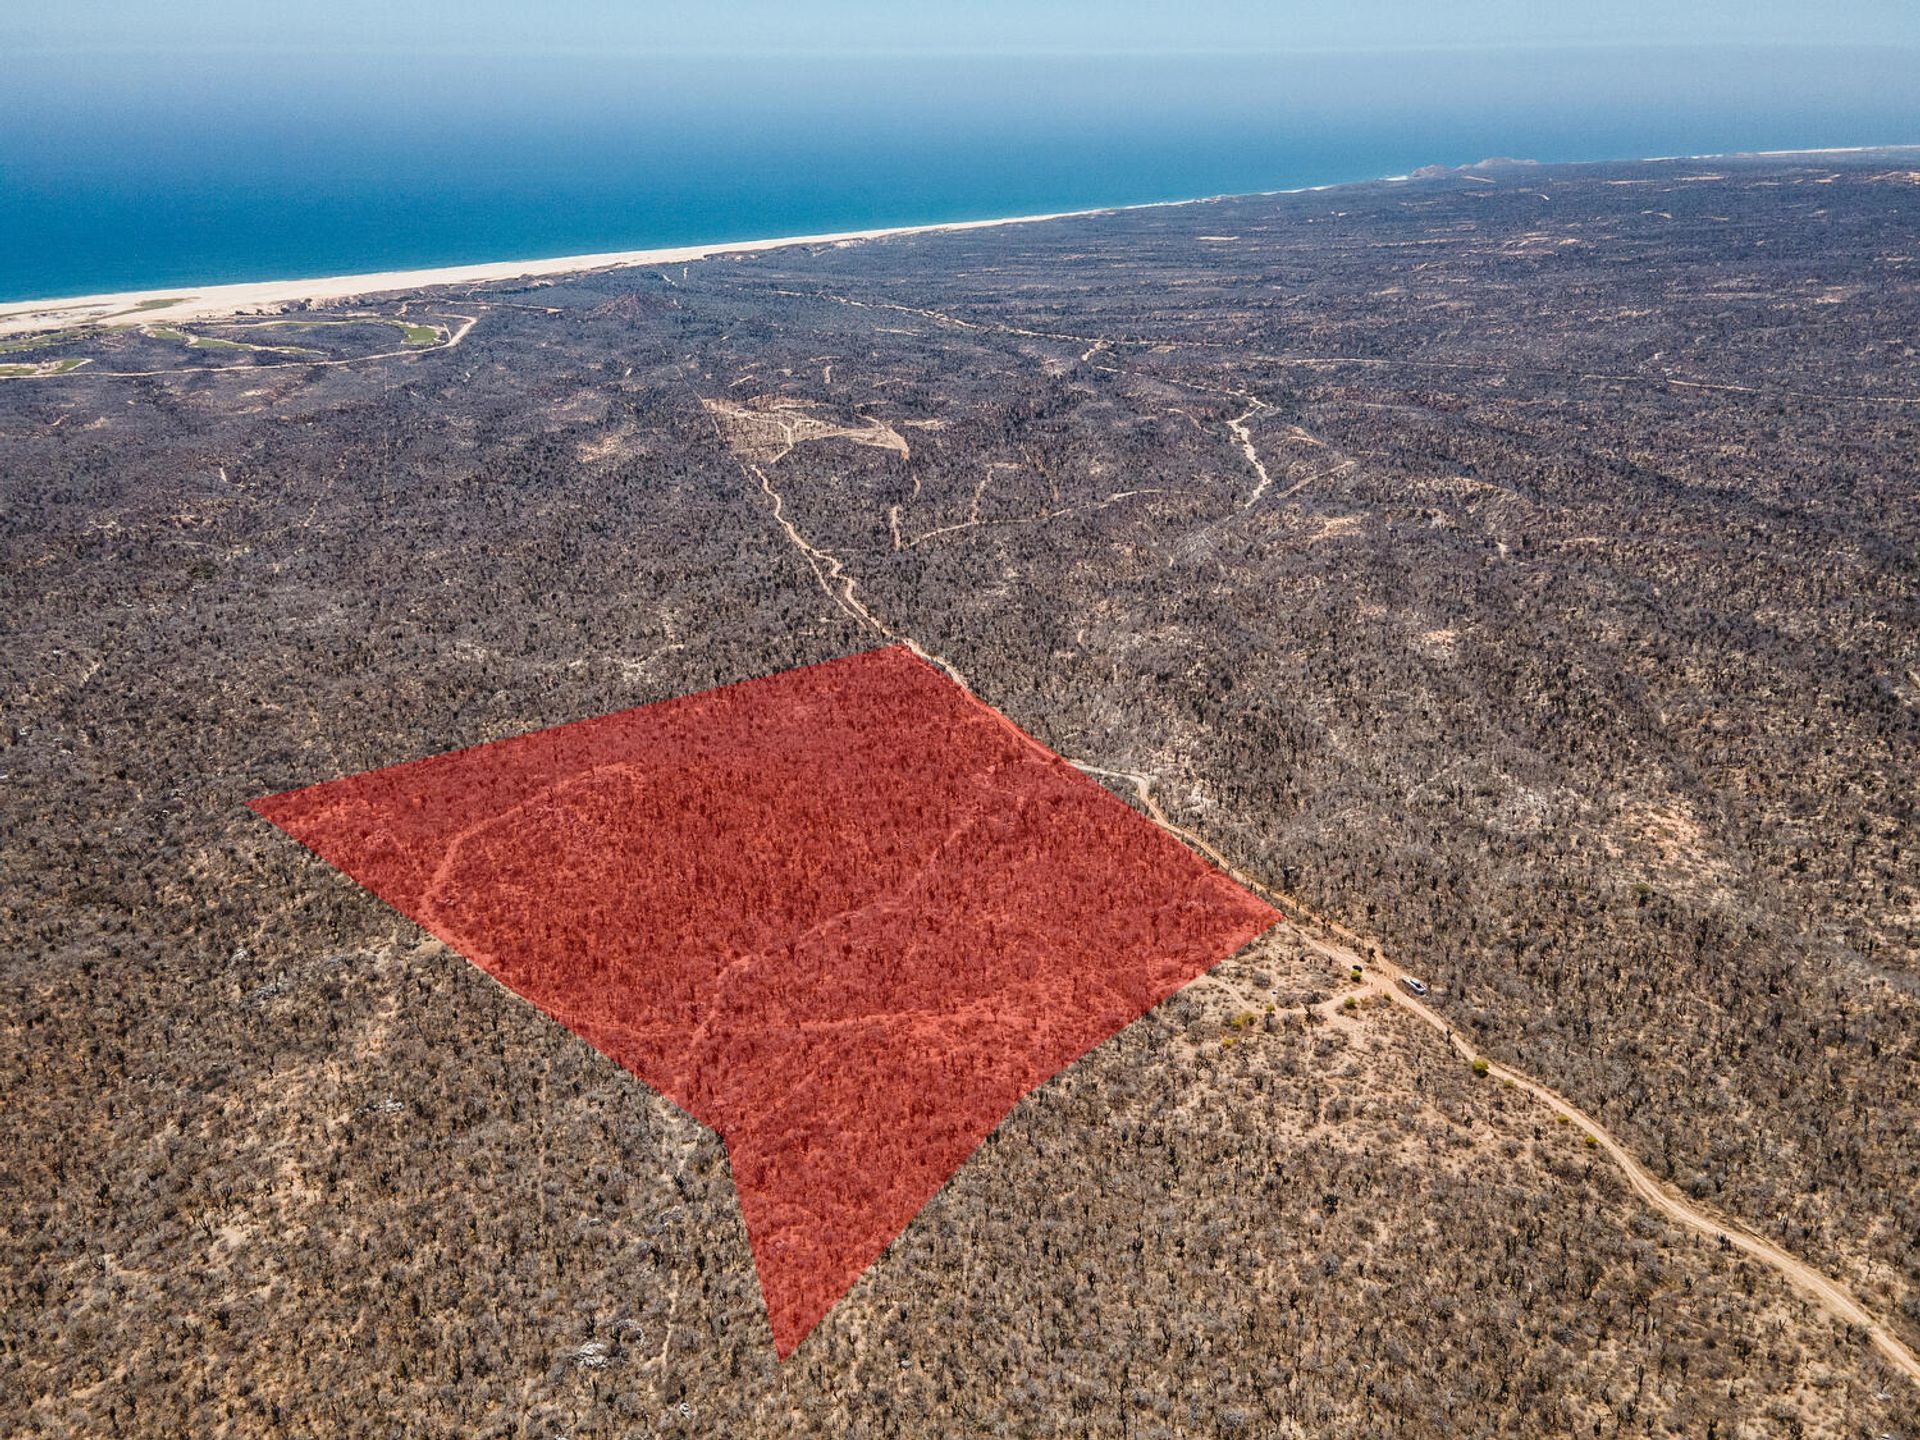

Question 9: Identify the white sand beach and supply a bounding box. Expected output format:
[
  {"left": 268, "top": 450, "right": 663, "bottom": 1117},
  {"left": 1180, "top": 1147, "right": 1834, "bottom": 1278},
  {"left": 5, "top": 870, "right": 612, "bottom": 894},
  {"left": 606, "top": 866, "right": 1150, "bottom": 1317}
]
[{"left": 0, "top": 204, "right": 1170, "bottom": 338}]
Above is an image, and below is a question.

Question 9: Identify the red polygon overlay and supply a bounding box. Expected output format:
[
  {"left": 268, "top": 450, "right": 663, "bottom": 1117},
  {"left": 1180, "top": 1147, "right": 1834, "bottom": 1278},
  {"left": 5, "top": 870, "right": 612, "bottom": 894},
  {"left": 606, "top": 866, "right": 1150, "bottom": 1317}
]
[{"left": 251, "top": 645, "right": 1275, "bottom": 1355}]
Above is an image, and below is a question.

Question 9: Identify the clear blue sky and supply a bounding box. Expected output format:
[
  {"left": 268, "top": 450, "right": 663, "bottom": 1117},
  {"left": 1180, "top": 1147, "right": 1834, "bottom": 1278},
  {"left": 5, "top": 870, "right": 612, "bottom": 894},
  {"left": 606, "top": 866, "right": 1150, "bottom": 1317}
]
[{"left": 9, "top": 0, "right": 1918, "bottom": 56}]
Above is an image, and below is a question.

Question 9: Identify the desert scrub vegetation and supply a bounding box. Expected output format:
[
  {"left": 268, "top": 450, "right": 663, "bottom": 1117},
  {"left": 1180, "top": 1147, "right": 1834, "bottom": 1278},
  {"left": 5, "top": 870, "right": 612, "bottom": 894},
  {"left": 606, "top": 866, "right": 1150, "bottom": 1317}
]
[{"left": 3, "top": 152, "right": 1917, "bottom": 1433}]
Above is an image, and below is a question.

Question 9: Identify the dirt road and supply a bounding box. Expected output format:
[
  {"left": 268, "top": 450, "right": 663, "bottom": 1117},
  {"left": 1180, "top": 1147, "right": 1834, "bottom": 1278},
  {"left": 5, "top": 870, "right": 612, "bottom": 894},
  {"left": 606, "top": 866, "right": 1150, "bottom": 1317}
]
[
  {"left": 721, "top": 370, "right": 1920, "bottom": 1393},
  {"left": 1084, "top": 762, "right": 1920, "bottom": 1391}
]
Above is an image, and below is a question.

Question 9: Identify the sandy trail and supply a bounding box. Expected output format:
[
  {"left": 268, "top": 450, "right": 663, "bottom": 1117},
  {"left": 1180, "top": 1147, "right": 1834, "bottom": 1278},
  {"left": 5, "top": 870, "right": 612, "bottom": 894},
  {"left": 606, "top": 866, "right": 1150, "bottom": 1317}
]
[
  {"left": 1225, "top": 401, "right": 1275, "bottom": 506},
  {"left": 710, "top": 344, "right": 1919, "bottom": 1392},
  {"left": 1081, "top": 764, "right": 1920, "bottom": 1391},
  {"left": 698, "top": 394, "right": 971, "bottom": 690}
]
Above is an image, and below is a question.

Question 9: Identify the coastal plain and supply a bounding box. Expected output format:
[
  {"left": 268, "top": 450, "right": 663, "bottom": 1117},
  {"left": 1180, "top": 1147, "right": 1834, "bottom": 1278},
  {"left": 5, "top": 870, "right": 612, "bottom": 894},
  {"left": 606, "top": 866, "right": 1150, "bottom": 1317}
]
[{"left": 2, "top": 153, "right": 1917, "bottom": 1437}]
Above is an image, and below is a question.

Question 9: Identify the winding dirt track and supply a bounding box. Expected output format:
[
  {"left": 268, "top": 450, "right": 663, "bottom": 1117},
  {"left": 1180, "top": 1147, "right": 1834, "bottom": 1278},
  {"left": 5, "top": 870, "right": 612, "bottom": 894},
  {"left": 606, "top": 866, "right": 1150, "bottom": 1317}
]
[
  {"left": 712, "top": 369, "right": 1919, "bottom": 1391},
  {"left": 1083, "top": 764, "right": 1920, "bottom": 1390},
  {"left": 1224, "top": 401, "right": 1275, "bottom": 507}
]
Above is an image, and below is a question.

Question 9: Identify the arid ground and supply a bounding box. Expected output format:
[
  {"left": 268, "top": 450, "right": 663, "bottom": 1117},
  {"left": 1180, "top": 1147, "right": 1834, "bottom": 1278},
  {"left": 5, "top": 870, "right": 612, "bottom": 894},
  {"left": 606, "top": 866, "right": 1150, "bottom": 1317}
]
[{"left": 3, "top": 152, "right": 1917, "bottom": 1437}]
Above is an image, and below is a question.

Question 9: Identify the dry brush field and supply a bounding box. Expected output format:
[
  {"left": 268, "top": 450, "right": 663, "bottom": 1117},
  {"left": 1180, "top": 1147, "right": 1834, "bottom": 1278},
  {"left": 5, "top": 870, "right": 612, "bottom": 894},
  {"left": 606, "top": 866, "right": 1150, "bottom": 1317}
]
[{"left": 3, "top": 152, "right": 1917, "bottom": 1436}]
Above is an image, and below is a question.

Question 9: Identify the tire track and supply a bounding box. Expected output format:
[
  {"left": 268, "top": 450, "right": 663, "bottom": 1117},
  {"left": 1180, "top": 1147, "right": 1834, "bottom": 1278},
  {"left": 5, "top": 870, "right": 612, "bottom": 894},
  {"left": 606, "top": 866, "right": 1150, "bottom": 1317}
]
[
  {"left": 1082, "top": 764, "right": 1920, "bottom": 1391},
  {"left": 709, "top": 373, "right": 1920, "bottom": 1393}
]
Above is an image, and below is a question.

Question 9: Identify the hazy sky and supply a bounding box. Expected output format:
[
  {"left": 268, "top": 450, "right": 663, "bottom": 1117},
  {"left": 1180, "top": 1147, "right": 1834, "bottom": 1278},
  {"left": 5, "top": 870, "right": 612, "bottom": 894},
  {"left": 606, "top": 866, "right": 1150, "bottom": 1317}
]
[
  {"left": 7, "top": 3, "right": 1918, "bottom": 298},
  {"left": 10, "top": 0, "right": 1919, "bottom": 56}
]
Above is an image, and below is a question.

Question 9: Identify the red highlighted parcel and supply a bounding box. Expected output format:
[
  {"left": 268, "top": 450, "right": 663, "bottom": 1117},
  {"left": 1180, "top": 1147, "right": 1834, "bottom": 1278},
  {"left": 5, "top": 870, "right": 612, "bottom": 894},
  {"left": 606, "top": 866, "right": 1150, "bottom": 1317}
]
[{"left": 251, "top": 645, "right": 1275, "bottom": 1355}]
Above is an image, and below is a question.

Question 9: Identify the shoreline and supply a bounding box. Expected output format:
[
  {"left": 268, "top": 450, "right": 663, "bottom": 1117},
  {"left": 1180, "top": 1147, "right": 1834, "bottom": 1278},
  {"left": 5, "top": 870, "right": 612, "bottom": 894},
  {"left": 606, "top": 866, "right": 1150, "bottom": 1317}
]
[
  {"left": 0, "top": 196, "right": 1261, "bottom": 337},
  {"left": 4, "top": 144, "right": 1914, "bottom": 336}
]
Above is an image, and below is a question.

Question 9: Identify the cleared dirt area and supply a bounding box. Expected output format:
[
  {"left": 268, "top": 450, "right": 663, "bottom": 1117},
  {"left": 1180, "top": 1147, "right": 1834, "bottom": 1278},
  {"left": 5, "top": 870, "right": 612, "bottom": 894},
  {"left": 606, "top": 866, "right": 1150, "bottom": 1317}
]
[{"left": 702, "top": 396, "right": 911, "bottom": 465}]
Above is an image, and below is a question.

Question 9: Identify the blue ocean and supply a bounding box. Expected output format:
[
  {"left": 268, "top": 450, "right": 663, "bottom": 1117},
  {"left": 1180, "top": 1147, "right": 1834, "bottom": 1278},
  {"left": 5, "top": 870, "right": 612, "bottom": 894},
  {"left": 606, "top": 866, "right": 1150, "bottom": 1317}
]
[{"left": 3, "top": 46, "right": 1916, "bottom": 301}]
